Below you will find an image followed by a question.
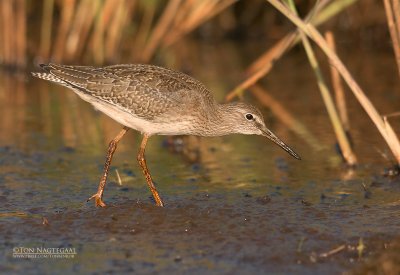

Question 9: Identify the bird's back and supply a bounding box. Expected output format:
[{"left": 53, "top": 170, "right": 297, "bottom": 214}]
[{"left": 33, "top": 64, "right": 214, "bottom": 119}]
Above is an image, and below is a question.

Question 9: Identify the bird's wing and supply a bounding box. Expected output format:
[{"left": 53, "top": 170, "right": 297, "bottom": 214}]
[
  {"left": 102, "top": 64, "right": 213, "bottom": 100},
  {"left": 38, "top": 64, "right": 212, "bottom": 120}
]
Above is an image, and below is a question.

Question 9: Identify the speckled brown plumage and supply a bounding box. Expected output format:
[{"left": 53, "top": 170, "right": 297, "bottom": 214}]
[
  {"left": 36, "top": 64, "right": 214, "bottom": 120},
  {"left": 32, "top": 63, "right": 300, "bottom": 208}
]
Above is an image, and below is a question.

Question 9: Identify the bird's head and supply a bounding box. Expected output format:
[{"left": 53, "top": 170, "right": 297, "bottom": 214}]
[{"left": 222, "top": 102, "right": 301, "bottom": 160}]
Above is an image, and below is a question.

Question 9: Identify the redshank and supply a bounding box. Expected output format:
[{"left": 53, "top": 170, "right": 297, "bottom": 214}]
[{"left": 32, "top": 64, "right": 300, "bottom": 207}]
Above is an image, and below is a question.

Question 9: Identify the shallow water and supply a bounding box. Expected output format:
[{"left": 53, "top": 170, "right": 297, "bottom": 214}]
[{"left": 1, "top": 40, "right": 400, "bottom": 274}]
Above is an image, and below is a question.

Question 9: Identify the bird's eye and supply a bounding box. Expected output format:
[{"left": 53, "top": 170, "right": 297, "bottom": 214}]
[{"left": 245, "top": 113, "right": 254, "bottom": 120}]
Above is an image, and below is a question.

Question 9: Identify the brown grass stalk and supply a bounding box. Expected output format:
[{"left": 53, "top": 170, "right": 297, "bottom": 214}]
[
  {"left": 15, "top": 0, "right": 26, "bottom": 68},
  {"left": 287, "top": 0, "right": 356, "bottom": 165},
  {"left": 383, "top": 116, "right": 400, "bottom": 161},
  {"left": 183, "top": 0, "right": 232, "bottom": 32},
  {"left": 225, "top": 34, "right": 294, "bottom": 101},
  {"left": 91, "top": 0, "right": 118, "bottom": 64},
  {"left": 65, "top": 0, "right": 99, "bottom": 61},
  {"left": 132, "top": 2, "right": 156, "bottom": 60},
  {"left": 1, "top": 1, "right": 13, "bottom": 66},
  {"left": 245, "top": 32, "right": 297, "bottom": 77},
  {"left": 325, "top": 31, "right": 350, "bottom": 131},
  {"left": 170, "top": 0, "right": 196, "bottom": 29},
  {"left": 394, "top": 0, "right": 400, "bottom": 42},
  {"left": 181, "top": 0, "right": 216, "bottom": 32},
  {"left": 52, "top": 0, "right": 76, "bottom": 62},
  {"left": 39, "top": 0, "right": 54, "bottom": 60},
  {"left": 141, "top": 0, "right": 182, "bottom": 62},
  {"left": 164, "top": 0, "right": 236, "bottom": 47},
  {"left": 105, "top": 0, "right": 135, "bottom": 63},
  {"left": 0, "top": 2, "right": 3, "bottom": 65},
  {"left": 92, "top": 0, "right": 135, "bottom": 63},
  {"left": 0, "top": 0, "right": 27, "bottom": 68},
  {"left": 162, "top": 0, "right": 207, "bottom": 47},
  {"left": 267, "top": 0, "right": 400, "bottom": 164},
  {"left": 226, "top": 0, "right": 357, "bottom": 101},
  {"left": 383, "top": 0, "right": 400, "bottom": 77},
  {"left": 246, "top": 0, "right": 332, "bottom": 76}
]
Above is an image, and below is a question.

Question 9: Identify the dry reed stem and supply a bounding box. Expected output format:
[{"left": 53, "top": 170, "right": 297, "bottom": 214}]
[
  {"left": 0, "top": 2, "right": 3, "bottom": 64},
  {"left": 383, "top": 116, "right": 400, "bottom": 162},
  {"left": 384, "top": 111, "right": 400, "bottom": 118},
  {"left": 163, "top": 0, "right": 203, "bottom": 46},
  {"left": 106, "top": 0, "right": 135, "bottom": 62},
  {"left": 133, "top": 2, "right": 156, "bottom": 59},
  {"left": 115, "top": 169, "right": 122, "bottom": 186},
  {"left": 145, "top": 0, "right": 235, "bottom": 60},
  {"left": 251, "top": 85, "right": 324, "bottom": 151},
  {"left": 287, "top": 0, "right": 356, "bottom": 165},
  {"left": 39, "top": 0, "right": 54, "bottom": 60},
  {"left": 246, "top": 0, "right": 332, "bottom": 76},
  {"left": 226, "top": 0, "right": 357, "bottom": 101},
  {"left": 65, "top": 0, "right": 99, "bottom": 61},
  {"left": 64, "top": 0, "right": 85, "bottom": 60},
  {"left": 53, "top": 0, "right": 76, "bottom": 62},
  {"left": 0, "top": 212, "right": 27, "bottom": 218},
  {"left": 185, "top": 0, "right": 232, "bottom": 31},
  {"left": 105, "top": 1, "right": 124, "bottom": 59},
  {"left": 164, "top": 0, "right": 236, "bottom": 46},
  {"left": 225, "top": 34, "right": 294, "bottom": 101},
  {"left": 77, "top": 0, "right": 101, "bottom": 60},
  {"left": 383, "top": 0, "right": 400, "bottom": 77},
  {"left": 141, "top": 0, "right": 182, "bottom": 62},
  {"left": 171, "top": 0, "right": 196, "bottom": 28},
  {"left": 394, "top": 0, "right": 400, "bottom": 43},
  {"left": 267, "top": 0, "right": 400, "bottom": 164},
  {"left": 91, "top": 0, "right": 115, "bottom": 64},
  {"left": 319, "top": 244, "right": 346, "bottom": 258},
  {"left": 91, "top": 0, "right": 124, "bottom": 64},
  {"left": 1, "top": 1, "right": 13, "bottom": 65},
  {"left": 325, "top": 31, "right": 350, "bottom": 131},
  {"left": 246, "top": 32, "right": 297, "bottom": 77},
  {"left": 183, "top": 1, "right": 216, "bottom": 32},
  {"left": 15, "top": 0, "right": 26, "bottom": 68}
]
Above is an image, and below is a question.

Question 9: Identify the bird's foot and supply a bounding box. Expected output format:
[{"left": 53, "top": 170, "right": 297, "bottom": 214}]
[{"left": 87, "top": 192, "right": 106, "bottom": 207}]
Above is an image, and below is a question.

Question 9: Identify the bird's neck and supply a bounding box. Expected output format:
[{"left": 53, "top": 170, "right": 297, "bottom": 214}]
[{"left": 201, "top": 102, "right": 238, "bottom": 136}]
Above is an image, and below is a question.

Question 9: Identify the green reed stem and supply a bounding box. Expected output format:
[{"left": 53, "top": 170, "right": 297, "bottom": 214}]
[{"left": 286, "top": 0, "right": 357, "bottom": 165}]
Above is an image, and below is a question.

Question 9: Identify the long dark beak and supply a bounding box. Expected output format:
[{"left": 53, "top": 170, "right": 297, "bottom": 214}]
[{"left": 260, "top": 126, "right": 301, "bottom": 160}]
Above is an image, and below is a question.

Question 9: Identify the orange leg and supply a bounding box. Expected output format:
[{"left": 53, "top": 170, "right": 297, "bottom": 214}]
[
  {"left": 87, "top": 127, "right": 129, "bottom": 207},
  {"left": 137, "top": 134, "right": 164, "bottom": 207}
]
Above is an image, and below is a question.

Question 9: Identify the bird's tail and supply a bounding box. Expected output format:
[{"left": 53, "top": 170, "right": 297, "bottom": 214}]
[{"left": 31, "top": 64, "right": 66, "bottom": 85}]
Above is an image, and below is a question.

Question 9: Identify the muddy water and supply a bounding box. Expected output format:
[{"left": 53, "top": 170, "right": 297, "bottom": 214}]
[{"left": 1, "top": 40, "right": 400, "bottom": 274}]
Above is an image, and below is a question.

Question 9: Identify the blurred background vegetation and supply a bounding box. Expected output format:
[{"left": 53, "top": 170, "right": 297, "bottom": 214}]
[{"left": 0, "top": 0, "right": 394, "bottom": 69}]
